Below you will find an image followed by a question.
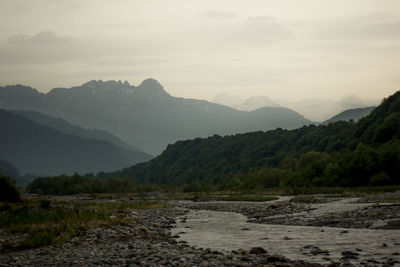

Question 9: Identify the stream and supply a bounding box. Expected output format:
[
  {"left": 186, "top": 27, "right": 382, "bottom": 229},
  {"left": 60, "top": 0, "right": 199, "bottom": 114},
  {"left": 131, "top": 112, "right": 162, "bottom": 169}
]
[{"left": 172, "top": 200, "right": 400, "bottom": 265}]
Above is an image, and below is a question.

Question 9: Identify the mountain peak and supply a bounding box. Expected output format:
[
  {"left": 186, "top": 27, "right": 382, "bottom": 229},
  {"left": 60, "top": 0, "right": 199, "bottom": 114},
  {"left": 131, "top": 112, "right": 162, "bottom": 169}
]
[
  {"left": 139, "top": 78, "right": 164, "bottom": 91},
  {"left": 135, "top": 78, "right": 170, "bottom": 98}
]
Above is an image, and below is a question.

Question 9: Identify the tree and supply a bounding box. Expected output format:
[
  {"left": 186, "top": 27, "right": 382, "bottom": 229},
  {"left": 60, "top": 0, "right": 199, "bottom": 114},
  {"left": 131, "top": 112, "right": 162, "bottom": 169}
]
[{"left": 0, "top": 175, "right": 20, "bottom": 202}]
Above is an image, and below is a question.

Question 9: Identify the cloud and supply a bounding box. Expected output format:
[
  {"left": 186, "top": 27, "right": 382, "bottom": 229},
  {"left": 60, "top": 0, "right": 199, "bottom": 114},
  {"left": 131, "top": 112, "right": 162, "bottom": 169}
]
[
  {"left": 0, "top": 31, "right": 91, "bottom": 64},
  {"left": 338, "top": 95, "right": 376, "bottom": 109},
  {"left": 9, "top": 31, "right": 74, "bottom": 45},
  {"left": 203, "top": 10, "right": 236, "bottom": 19},
  {"left": 225, "top": 16, "right": 293, "bottom": 46},
  {"left": 314, "top": 14, "right": 400, "bottom": 40}
]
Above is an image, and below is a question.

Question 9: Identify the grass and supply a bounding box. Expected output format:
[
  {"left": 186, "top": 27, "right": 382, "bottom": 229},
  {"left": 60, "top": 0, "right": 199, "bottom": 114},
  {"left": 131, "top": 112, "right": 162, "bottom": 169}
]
[
  {"left": 290, "top": 196, "right": 326, "bottom": 203},
  {"left": 248, "top": 185, "right": 400, "bottom": 196},
  {"left": 209, "top": 195, "right": 278, "bottom": 202},
  {"left": 0, "top": 199, "right": 168, "bottom": 250},
  {"left": 367, "top": 196, "right": 400, "bottom": 202},
  {"left": 165, "top": 192, "right": 278, "bottom": 202}
]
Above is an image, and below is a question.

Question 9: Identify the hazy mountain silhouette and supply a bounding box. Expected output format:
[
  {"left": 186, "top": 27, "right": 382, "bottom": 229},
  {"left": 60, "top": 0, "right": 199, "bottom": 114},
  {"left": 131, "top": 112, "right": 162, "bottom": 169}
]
[
  {"left": 234, "top": 96, "right": 281, "bottom": 111},
  {"left": 323, "top": 106, "right": 376, "bottom": 124},
  {"left": 213, "top": 93, "right": 281, "bottom": 111},
  {"left": 0, "top": 79, "right": 312, "bottom": 155},
  {"left": 12, "top": 110, "right": 146, "bottom": 153},
  {"left": 0, "top": 158, "right": 20, "bottom": 178},
  {"left": 0, "top": 109, "right": 152, "bottom": 177},
  {"left": 103, "top": 90, "right": 400, "bottom": 186},
  {"left": 277, "top": 96, "right": 378, "bottom": 122}
]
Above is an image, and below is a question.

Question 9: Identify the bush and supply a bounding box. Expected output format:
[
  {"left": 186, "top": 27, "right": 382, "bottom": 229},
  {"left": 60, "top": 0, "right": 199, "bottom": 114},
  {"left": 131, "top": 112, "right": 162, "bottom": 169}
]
[
  {"left": 0, "top": 175, "right": 20, "bottom": 202},
  {"left": 40, "top": 199, "right": 51, "bottom": 209},
  {"left": 182, "top": 181, "right": 203, "bottom": 192},
  {"left": 369, "top": 172, "right": 391, "bottom": 186}
]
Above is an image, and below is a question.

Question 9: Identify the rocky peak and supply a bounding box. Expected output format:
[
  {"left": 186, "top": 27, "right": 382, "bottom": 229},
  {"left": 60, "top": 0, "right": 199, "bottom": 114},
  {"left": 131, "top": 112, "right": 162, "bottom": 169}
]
[{"left": 134, "top": 78, "right": 170, "bottom": 98}]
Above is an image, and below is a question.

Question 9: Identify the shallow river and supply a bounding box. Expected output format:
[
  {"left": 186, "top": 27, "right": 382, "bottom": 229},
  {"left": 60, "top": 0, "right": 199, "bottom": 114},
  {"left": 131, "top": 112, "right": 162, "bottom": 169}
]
[{"left": 172, "top": 207, "right": 400, "bottom": 265}]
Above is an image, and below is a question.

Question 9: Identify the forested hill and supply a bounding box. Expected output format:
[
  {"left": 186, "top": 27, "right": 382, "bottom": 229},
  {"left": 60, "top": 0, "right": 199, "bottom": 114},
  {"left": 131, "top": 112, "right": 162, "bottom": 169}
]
[
  {"left": 0, "top": 109, "right": 152, "bottom": 177},
  {"left": 323, "top": 106, "right": 375, "bottom": 124},
  {"left": 102, "top": 91, "right": 400, "bottom": 188}
]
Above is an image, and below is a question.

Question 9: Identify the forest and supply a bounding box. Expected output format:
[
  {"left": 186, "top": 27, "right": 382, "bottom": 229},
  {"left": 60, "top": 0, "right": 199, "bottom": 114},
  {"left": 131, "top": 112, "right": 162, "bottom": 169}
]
[
  {"left": 98, "top": 91, "right": 400, "bottom": 187},
  {"left": 23, "top": 91, "right": 400, "bottom": 195}
]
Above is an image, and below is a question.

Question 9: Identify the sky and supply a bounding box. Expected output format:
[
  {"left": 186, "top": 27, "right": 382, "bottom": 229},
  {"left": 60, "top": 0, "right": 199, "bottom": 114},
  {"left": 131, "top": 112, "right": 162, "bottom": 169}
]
[{"left": 1, "top": 0, "right": 400, "bottom": 104}]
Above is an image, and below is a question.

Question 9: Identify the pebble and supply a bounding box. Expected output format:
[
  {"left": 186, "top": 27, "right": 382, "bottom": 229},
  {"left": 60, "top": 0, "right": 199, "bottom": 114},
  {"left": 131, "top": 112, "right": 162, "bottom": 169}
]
[
  {"left": 2, "top": 197, "right": 399, "bottom": 266},
  {"left": 0, "top": 204, "right": 321, "bottom": 267}
]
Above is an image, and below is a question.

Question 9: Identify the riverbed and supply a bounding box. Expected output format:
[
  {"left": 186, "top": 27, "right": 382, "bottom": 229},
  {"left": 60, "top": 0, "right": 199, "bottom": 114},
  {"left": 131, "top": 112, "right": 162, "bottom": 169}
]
[{"left": 172, "top": 198, "right": 400, "bottom": 265}]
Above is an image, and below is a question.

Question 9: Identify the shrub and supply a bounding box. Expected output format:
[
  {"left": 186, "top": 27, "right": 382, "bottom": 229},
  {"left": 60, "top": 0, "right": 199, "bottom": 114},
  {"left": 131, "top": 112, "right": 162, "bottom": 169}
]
[
  {"left": 369, "top": 172, "right": 391, "bottom": 186},
  {"left": 40, "top": 199, "right": 51, "bottom": 209},
  {"left": 0, "top": 175, "right": 20, "bottom": 202}
]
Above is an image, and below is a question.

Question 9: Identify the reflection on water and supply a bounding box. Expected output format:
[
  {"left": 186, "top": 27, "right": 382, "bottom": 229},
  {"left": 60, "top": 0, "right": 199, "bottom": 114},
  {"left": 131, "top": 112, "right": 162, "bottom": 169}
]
[{"left": 172, "top": 210, "right": 400, "bottom": 265}]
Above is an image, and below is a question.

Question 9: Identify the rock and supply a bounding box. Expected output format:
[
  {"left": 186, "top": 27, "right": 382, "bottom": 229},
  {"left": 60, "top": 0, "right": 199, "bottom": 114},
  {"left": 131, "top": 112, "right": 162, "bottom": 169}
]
[
  {"left": 267, "top": 255, "right": 288, "bottom": 263},
  {"left": 366, "top": 258, "right": 380, "bottom": 264},
  {"left": 249, "top": 247, "right": 267, "bottom": 254},
  {"left": 341, "top": 251, "right": 359, "bottom": 259},
  {"left": 311, "top": 247, "right": 330, "bottom": 255},
  {"left": 386, "top": 258, "right": 400, "bottom": 265}
]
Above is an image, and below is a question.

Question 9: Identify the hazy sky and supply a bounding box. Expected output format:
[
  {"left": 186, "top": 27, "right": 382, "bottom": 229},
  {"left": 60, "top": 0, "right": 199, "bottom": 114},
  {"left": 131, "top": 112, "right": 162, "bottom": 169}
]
[{"left": 1, "top": 0, "right": 400, "bottom": 103}]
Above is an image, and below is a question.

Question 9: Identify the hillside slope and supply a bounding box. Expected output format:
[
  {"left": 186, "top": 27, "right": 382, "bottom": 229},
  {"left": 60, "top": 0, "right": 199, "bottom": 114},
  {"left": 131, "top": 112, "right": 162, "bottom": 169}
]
[
  {"left": 0, "top": 110, "right": 152, "bottom": 177},
  {"left": 12, "top": 110, "right": 147, "bottom": 154},
  {"left": 0, "top": 79, "right": 312, "bottom": 155},
  {"left": 104, "top": 91, "right": 400, "bottom": 187},
  {"left": 323, "top": 106, "right": 375, "bottom": 124}
]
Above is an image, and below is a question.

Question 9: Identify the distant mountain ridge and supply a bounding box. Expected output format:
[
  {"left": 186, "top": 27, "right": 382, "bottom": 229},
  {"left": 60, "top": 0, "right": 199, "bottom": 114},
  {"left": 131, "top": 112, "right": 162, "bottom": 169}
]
[
  {"left": 323, "top": 106, "right": 376, "bottom": 124},
  {"left": 0, "top": 109, "right": 152, "bottom": 177},
  {"left": 212, "top": 93, "right": 281, "bottom": 111},
  {"left": 0, "top": 79, "right": 313, "bottom": 155},
  {"left": 101, "top": 91, "right": 400, "bottom": 187},
  {"left": 12, "top": 110, "right": 145, "bottom": 153}
]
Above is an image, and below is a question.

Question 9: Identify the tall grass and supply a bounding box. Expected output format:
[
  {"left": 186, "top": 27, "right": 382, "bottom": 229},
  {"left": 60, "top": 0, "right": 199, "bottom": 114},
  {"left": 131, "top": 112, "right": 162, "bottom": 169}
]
[{"left": 0, "top": 199, "right": 167, "bottom": 250}]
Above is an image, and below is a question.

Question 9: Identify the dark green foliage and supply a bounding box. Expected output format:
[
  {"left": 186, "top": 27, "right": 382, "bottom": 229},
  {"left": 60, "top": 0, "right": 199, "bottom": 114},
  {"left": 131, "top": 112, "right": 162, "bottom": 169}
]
[
  {"left": 39, "top": 199, "right": 51, "bottom": 209},
  {"left": 19, "top": 230, "right": 57, "bottom": 249},
  {"left": 182, "top": 181, "right": 211, "bottom": 192},
  {"left": 101, "top": 91, "right": 400, "bottom": 188},
  {"left": 0, "top": 175, "right": 20, "bottom": 202},
  {"left": 0, "top": 200, "right": 111, "bottom": 250},
  {"left": 26, "top": 174, "right": 139, "bottom": 195}
]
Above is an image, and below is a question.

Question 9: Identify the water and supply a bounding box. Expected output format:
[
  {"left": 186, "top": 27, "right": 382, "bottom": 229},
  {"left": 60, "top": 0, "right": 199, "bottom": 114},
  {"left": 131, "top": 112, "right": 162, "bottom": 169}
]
[{"left": 172, "top": 208, "right": 400, "bottom": 265}]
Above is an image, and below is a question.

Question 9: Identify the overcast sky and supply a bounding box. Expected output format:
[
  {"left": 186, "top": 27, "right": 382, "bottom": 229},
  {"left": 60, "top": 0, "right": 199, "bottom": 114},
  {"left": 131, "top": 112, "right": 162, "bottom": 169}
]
[{"left": 1, "top": 0, "right": 400, "bottom": 103}]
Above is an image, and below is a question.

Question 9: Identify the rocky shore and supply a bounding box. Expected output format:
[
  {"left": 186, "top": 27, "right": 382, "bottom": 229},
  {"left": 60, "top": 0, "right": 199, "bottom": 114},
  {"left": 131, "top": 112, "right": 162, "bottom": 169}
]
[
  {"left": 173, "top": 197, "right": 400, "bottom": 266},
  {"left": 175, "top": 196, "right": 400, "bottom": 230},
  {"left": 1, "top": 195, "right": 399, "bottom": 266},
  {"left": 0, "top": 204, "right": 323, "bottom": 267}
]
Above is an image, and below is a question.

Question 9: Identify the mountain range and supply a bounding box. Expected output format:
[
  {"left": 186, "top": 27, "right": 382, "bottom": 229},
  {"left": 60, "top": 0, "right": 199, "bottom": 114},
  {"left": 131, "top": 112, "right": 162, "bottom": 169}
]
[
  {"left": 0, "top": 109, "right": 152, "bottom": 179},
  {"left": 213, "top": 93, "right": 281, "bottom": 111},
  {"left": 213, "top": 93, "right": 378, "bottom": 122},
  {"left": 0, "top": 79, "right": 313, "bottom": 155},
  {"left": 101, "top": 91, "right": 400, "bottom": 187}
]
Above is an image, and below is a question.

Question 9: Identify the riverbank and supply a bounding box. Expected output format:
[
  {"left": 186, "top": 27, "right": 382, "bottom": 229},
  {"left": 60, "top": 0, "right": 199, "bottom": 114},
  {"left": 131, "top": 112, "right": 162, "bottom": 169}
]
[
  {"left": 172, "top": 194, "right": 400, "bottom": 265},
  {"left": 0, "top": 199, "right": 322, "bottom": 266},
  {"left": 1, "top": 193, "right": 399, "bottom": 266}
]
